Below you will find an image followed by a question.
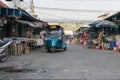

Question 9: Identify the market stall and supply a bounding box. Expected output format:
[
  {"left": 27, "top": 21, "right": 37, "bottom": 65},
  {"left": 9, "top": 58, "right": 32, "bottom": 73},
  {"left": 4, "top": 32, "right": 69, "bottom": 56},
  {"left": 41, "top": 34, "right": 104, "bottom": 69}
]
[
  {"left": 0, "top": 7, "right": 48, "bottom": 55},
  {"left": 88, "top": 20, "right": 119, "bottom": 50}
]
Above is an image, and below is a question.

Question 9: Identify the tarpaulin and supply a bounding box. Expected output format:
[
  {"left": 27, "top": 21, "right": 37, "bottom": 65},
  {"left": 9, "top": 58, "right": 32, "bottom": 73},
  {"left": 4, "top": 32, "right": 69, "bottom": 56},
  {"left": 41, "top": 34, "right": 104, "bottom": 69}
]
[{"left": 0, "top": 1, "right": 9, "bottom": 8}]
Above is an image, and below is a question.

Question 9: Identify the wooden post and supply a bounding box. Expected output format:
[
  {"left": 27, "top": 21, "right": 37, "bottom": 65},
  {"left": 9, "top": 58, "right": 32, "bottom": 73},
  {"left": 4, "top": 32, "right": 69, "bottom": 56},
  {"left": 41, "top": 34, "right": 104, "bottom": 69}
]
[
  {"left": 31, "top": 0, "right": 34, "bottom": 16},
  {"left": 116, "top": 44, "right": 119, "bottom": 52}
]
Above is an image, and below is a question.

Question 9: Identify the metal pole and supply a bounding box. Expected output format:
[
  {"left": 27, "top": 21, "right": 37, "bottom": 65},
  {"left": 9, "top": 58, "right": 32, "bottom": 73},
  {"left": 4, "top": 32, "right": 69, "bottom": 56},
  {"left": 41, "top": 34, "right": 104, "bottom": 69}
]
[
  {"left": 0, "top": 7, "right": 1, "bottom": 15},
  {"left": 31, "top": 0, "right": 34, "bottom": 16}
]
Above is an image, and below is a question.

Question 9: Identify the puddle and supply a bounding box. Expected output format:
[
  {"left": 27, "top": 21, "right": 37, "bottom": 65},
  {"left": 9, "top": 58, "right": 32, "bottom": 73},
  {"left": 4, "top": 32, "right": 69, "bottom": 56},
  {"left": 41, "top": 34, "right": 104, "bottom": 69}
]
[
  {"left": 0, "top": 67, "right": 14, "bottom": 71},
  {"left": 0, "top": 67, "right": 36, "bottom": 73}
]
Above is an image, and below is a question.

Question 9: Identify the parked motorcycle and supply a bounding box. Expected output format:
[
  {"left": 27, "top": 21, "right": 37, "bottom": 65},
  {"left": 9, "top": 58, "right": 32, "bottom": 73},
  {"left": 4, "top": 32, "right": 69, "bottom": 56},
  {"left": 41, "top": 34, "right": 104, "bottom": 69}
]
[{"left": 0, "top": 39, "right": 11, "bottom": 62}]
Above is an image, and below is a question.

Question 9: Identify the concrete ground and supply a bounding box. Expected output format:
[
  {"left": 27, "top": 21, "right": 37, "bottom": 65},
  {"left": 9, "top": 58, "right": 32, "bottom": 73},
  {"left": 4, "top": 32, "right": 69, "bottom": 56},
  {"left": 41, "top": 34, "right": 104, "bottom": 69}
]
[{"left": 0, "top": 44, "right": 120, "bottom": 79}]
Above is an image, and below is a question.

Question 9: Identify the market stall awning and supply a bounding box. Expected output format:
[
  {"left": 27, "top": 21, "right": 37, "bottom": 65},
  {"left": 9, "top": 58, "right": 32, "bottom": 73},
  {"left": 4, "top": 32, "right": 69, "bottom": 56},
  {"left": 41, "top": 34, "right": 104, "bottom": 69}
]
[
  {"left": 0, "top": 7, "right": 49, "bottom": 28},
  {"left": 105, "top": 11, "right": 120, "bottom": 21},
  {"left": 0, "top": 1, "right": 9, "bottom": 8},
  {"left": 18, "top": 12, "right": 42, "bottom": 22},
  {"left": 16, "top": 20, "right": 48, "bottom": 28},
  {"left": 0, "top": 7, "right": 22, "bottom": 16},
  {"left": 89, "top": 20, "right": 103, "bottom": 27},
  {"left": 80, "top": 28, "right": 90, "bottom": 33},
  {"left": 0, "top": 7, "right": 41, "bottom": 22},
  {"left": 89, "top": 20, "right": 118, "bottom": 29},
  {"left": 95, "top": 20, "right": 118, "bottom": 29}
]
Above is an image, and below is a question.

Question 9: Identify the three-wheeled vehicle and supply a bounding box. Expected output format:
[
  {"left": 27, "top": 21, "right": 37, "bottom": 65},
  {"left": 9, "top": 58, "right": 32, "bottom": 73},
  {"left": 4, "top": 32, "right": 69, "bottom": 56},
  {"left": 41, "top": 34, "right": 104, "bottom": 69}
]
[{"left": 44, "top": 25, "right": 67, "bottom": 52}]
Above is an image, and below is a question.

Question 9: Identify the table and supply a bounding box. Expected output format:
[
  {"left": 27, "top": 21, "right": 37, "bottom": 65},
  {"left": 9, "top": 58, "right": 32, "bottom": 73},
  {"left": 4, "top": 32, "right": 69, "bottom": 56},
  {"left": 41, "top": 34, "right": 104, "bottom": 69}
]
[{"left": 27, "top": 40, "right": 36, "bottom": 50}]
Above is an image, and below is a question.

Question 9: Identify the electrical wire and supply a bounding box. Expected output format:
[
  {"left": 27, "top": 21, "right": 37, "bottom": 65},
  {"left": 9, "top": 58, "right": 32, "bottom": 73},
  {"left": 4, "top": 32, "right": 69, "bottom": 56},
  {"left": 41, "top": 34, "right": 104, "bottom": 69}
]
[{"left": 34, "top": 6, "right": 118, "bottom": 13}]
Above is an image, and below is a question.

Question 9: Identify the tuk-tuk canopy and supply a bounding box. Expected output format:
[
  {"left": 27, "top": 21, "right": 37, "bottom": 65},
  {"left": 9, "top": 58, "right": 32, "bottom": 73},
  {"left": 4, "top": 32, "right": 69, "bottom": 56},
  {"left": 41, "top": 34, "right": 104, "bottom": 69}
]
[{"left": 45, "top": 25, "right": 63, "bottom": 31}]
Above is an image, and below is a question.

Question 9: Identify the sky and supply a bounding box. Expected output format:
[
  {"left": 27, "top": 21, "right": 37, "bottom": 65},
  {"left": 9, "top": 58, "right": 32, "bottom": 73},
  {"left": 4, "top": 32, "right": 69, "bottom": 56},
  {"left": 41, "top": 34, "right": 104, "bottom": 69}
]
[
  {"left": 32, "top": 0, "right": 120, "bottom": 23},
  {"left": 34, "top": 0, "right": 120, "bottom": 11},
  {"left": 2, "top": 0, "right": 120, "bottom": 23}
]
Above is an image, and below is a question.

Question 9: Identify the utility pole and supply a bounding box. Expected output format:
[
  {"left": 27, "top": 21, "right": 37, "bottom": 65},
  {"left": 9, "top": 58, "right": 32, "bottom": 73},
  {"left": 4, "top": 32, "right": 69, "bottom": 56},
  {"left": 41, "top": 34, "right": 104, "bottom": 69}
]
[{"left": 31, "top": 0, "right": 35, "bottom": 16}]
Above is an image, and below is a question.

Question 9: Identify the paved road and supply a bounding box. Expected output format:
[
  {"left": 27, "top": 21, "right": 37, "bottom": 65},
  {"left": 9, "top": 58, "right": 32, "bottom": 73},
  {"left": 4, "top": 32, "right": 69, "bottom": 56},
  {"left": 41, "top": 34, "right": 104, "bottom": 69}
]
[{"left": 0, "top": 44, "right": 120, "bottom": 79}]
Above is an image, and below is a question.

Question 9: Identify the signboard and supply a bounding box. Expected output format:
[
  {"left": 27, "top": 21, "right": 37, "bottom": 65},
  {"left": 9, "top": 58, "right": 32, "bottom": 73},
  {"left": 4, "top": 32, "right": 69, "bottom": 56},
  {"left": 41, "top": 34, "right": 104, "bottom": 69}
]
[{"left": 50, "top": 25, "right": 56, "bottom": 29}]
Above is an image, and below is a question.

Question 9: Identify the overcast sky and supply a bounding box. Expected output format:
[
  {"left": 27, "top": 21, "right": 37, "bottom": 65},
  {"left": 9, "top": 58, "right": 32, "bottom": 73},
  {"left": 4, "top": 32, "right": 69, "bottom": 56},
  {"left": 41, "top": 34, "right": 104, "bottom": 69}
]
[
  {"left": 34, "top": 0, "right": 120, "bottom": 11},
  {"left": 31, "top": 0, "right": 120, "bottom": 23},
  {"left": 2, "top": 0, "right": 120, "bottom": 23}
]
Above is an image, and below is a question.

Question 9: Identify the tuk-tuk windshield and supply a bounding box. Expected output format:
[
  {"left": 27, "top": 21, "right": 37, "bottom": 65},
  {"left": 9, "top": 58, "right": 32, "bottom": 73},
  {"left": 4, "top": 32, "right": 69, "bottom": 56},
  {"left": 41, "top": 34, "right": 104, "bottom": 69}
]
[{"left": 49, "top": 30, "right": 62, "bottom": 37}]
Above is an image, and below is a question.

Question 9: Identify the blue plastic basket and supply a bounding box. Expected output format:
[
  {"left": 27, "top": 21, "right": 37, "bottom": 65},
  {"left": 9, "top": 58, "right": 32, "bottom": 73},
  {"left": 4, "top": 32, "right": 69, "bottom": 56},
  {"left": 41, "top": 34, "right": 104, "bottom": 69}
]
[{"left": 110, "top": 41, "right": 116, "bottom": 49}]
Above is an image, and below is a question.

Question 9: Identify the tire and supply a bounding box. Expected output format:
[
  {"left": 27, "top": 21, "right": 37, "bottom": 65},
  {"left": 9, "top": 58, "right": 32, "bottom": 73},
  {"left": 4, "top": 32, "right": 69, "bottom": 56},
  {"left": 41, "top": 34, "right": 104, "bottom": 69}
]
[
  {"left": 50, "top": 47, "right": 56, "bottom": 53},
  {"left": 64, "top": 47, "right": 67, "bottom": 51},
  {"left": 47, "top": 49, "right": 50, "bottom": 52},
  {"left": 0, "top": 48, "right": 9, "bottom": 62}
]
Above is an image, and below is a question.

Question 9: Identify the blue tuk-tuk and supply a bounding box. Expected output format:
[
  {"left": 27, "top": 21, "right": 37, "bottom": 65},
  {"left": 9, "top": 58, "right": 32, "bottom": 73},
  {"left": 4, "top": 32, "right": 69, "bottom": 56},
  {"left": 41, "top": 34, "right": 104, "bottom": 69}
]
[{"left": 44, "top": 25, "right": 67, "bottom": 52}]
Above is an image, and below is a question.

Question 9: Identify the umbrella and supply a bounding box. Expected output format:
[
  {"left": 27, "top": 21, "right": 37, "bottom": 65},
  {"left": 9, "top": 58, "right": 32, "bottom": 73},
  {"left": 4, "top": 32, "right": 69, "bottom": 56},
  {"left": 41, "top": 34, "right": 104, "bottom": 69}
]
[
  {"left": 80, "top": 28, "right": 89, "bottom": 33},
  {"left": 95, "top": 20, "right": 119, "bottom": 35},
  {"left": 89, "top": 20, "right": 119, "bottom": 35},
  {"left": 89, "top": 20, "right": 104, "bottom": 27},
  {"left": 89, "top": 20, "right": 118, "bottom": 29},
  {"left": 96, "top": 20, "right": 118, "bottom": 29}
]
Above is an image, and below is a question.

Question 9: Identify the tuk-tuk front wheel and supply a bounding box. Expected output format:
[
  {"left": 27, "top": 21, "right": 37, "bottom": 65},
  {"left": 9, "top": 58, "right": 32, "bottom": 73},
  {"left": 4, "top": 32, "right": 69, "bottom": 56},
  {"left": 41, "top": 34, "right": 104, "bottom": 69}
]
[
  {"left": 47, "top": 49, "right": 50, "bottom": 52},
  {"left": 64, "top": 47, "right": 67, "bottom": 51},
  {"left": 50, "top": 47, "right": 56, "bottom": 53}
]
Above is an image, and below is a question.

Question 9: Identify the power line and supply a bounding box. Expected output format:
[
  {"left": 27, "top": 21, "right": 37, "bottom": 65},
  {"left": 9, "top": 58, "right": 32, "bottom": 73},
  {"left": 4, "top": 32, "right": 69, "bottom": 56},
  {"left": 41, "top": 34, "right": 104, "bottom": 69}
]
[
  {"left": 34, "top": 6, "right": 118, "bottom": 13},
  {"left": 22, "top": 1, "right": 30, "bottom": 6}
]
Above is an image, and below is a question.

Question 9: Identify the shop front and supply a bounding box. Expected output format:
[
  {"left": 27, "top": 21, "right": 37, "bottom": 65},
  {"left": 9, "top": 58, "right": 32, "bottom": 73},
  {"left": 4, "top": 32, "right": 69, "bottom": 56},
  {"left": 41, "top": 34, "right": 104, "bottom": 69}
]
[
  {"left": 0, "top": 7, "right": 48, "bottom": 56},
  {"left": 86, "top": 19, "right": 119, "bottom": 50}
]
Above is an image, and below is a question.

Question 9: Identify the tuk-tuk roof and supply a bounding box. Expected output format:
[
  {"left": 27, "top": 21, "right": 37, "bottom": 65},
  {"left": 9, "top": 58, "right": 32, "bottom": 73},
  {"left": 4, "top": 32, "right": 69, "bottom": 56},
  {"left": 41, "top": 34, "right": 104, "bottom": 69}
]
[{"left": 46, "top": 25, "right": 63, "bottom": 30}]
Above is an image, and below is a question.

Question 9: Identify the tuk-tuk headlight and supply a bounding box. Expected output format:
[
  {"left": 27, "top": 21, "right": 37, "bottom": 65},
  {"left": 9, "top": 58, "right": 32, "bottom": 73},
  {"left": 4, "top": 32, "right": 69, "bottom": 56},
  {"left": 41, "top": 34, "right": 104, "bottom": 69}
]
[
  {"left": 45, "top": 37, "right": 48, "bottom": 40},
  {"left": 58, "top": 37, "right": 62, "bottom": 40}
]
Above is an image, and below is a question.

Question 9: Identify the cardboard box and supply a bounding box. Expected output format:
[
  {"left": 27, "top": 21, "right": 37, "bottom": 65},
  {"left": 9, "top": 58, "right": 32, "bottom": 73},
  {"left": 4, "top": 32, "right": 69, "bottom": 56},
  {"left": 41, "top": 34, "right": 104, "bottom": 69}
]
[{"left": 25, "top": 47, "right": 30, "bottom": 54}]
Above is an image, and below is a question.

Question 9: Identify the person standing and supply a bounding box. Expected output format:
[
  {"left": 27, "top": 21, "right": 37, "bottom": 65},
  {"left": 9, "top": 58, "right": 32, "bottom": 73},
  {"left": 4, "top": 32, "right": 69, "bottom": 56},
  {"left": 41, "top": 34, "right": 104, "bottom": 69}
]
[
  {"left": 98, "top": 29, "right": 105, "bottom": 50},
  {"left": 83, "top": 31, "right": 87, "bottom": 48}
]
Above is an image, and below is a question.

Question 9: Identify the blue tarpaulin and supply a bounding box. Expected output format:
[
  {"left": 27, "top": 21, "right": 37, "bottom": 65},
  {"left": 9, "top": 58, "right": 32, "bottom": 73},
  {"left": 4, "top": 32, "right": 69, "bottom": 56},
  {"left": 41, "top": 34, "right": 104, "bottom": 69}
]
[
  {"left": 0, "top": 7, "right": 22, "bottom": 16},
  {"left": 0, "top": 7, "right": 43, "bottom": 22},
  {"left": 0, "top": 7, "right": 48, "bottom": 28}
]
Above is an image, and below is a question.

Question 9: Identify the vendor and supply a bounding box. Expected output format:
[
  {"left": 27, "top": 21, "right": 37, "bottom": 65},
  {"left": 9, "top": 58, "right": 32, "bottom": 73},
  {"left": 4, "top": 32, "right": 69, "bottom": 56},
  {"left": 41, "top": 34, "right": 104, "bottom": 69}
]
[
  {"left": 98, "top": 29, "right": 106, "bottom": 50},
  {"left": 83, "top": 31, "right": 87, "bottom": 48}
]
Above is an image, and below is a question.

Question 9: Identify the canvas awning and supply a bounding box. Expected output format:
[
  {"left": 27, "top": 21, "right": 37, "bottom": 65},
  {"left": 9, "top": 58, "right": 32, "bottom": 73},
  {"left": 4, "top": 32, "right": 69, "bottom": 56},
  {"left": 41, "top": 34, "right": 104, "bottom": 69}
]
[
  {"left": 18, "top": 13, "right": 42, "bottom": 22},
  {"left": 105, "top": 11, "right": 120, "bottom": 22},
  {"left": 16, "top": 20, "right": 48, "bottom": 28},
  {"left": 0, "top": 1, "right": 9, "bottom": 8},
  {"left": 0, "top": 7, "right": 49, "bottom": 28},
  {"left": 0, "top": 7, "right": 22, "bottom": 16},
  {"left": 0, "top": 7, "right": 40, "bottom": 22}
]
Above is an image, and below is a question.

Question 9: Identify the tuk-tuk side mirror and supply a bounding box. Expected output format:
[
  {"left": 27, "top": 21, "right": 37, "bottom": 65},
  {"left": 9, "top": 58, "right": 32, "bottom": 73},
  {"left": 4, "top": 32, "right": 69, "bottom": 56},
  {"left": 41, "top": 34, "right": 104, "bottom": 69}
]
[{"left": 44, "top": 33, "right": 49, "bottom": 37}]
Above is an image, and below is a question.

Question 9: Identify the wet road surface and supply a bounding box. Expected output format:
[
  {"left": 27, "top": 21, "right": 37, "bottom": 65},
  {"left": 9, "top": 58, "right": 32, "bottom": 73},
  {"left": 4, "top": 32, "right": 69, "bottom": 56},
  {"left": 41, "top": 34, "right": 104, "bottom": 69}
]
[{"left": 0, "top": 44, "right": 120, "bottom": 79}]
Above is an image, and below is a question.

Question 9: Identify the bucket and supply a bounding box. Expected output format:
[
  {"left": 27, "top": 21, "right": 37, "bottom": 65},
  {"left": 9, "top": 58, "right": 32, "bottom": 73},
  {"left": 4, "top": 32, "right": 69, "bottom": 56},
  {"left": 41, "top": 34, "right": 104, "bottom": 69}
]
[
  {"left": 96, "top": 46, "right": 99, "bottom": 49},
  {"left": 110, "top": 41, "right": 116, "bottom": 50}
]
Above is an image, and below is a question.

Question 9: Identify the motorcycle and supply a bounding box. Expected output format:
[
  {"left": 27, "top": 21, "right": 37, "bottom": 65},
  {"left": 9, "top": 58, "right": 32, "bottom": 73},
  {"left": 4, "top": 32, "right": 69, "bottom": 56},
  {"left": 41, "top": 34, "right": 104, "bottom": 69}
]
[{"left": 0, "top": 39, "right": 11, "bottom": 62}]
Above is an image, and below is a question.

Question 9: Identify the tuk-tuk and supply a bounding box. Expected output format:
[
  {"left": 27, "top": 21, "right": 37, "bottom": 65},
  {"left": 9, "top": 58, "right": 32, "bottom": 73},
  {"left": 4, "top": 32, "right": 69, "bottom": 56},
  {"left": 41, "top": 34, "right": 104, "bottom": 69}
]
[{"left": 44, "top": 25, "right": 67, "bottom": 52}]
